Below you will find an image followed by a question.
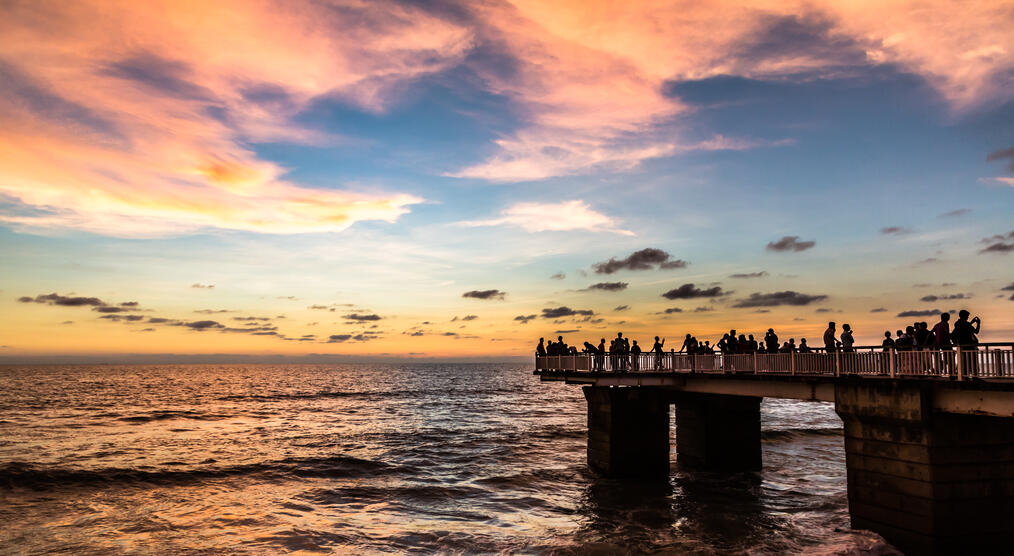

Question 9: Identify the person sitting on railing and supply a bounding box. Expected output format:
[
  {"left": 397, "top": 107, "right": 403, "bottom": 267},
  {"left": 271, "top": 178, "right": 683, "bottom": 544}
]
[
  {"left": 630, "top": 340, "right": 642, "bottom": 371},
  {"left": 841, "top": 324, "right": 855, "bottom": 353},
  {"left": 823, "top": 322, "right": 837, "bottom": 353},
  {"left": 798, "top": 338, "right": 812, "bottom": 353},
  {"left": 536, "top": 337, "right": 546, "bottom": 357},
  {"left": 882, "top": 331, "right": 896, "bottom": 351},
  {"left": 765, "top": 328, "right": 779, "bottom": 353}
]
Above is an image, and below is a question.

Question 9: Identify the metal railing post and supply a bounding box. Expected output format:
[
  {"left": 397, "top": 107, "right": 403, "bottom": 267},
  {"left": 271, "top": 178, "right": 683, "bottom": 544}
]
[
  {"left": 753, "top": 352, "right": 758, "bottom": 373},
  {"left": 790, "top": 351, "right": 795, "bottom": 375},
  {"left": 889, "top": 348, "right": 896, "bottom": 378},
  {"left": 835, "top": 351, "right": 841, "bottom": 377},
  {"left": 957, "top": 347, "right": 964, "bottom": 381}
]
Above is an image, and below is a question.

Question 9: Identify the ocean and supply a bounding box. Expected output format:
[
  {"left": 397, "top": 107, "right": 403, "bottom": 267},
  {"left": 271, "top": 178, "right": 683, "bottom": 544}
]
[{"left": 0, "top": 364, "right": 898, "bottom": 554}]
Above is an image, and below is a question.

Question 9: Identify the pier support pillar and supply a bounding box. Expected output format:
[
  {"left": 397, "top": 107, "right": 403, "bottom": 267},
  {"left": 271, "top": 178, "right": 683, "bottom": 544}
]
[
  {"left": 673, "top": 393, "right": 762, "bottom": 471},
  {"left": 836, "top": 382, "right": 1014, "bottom": 555},
  {"left": 583, "top": 386, "right": 669, "bottom": 478}
]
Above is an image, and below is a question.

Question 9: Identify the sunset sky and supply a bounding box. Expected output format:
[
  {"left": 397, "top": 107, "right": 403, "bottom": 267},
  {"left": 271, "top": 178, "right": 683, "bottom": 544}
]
[{"left": 1, "top": 0, "right": 1013, "bottom": 361}]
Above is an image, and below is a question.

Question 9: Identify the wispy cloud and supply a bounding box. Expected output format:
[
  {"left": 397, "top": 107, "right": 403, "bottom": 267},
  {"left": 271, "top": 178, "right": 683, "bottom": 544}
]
[
  {"left": 766, "top": 236, "right": 815, "bottom": 252},
  {"left": 460, "top": 200, "right": 633, "bottom": 235},
  {"left": 593, "top": 248, "right": 687, "bottom": 274}
]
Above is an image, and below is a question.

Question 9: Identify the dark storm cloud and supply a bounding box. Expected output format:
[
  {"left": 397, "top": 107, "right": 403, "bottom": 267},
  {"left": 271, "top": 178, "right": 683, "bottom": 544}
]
[
  {"left": 729, "top": 271, "right": 768, "bottom": 279},
  {"left": 613, "top": 305, "right": 629, "bottom": 312},
  {"left": 766, "top": 236, "right": 815, "bottom": 252},
  {"left": 938, "top": 208, "right": 970, "bottom": 218},
  {"left": 880, "top": 227, "right": 910, "bottom": 235},
  {"left": 19, "top": 293, "right": 105, "bottom": 306},
  {"left": 584, "top": 281, "right": 628, "bottom": 292},
  {"left": 513, "top": 314, "right": 537, "bottom": 324},
  {"left": 986, "top": 146, "right": 1014, "bottom": 172},
  {"left": 541, "top": 306, "right": 594, "bottom": 319},
  {"left": 661, "top": 283, "right": 726, "bottom": 300},
  {"left": 592, "top": 248, "right": 687, "bottom": 274},
  {"left": 732, "top": 291, "right": 827, "bottom": 307},
  {"left": 897, "top": 309, "right": 941, "bottom": 317},
  {"left": 343, "top": 313, "right": 381, "bottom": 322},
  {"left": 462, "top": 289, "right": 506, "bottom": 300},
  {"left": 920, "top": 293, "right": 969, "bottom": 302}
]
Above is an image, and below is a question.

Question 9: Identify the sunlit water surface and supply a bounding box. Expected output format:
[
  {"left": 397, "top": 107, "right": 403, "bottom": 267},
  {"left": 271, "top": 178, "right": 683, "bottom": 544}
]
[{"left": 0, "top": 364, "right": 899, "bottom": 554}]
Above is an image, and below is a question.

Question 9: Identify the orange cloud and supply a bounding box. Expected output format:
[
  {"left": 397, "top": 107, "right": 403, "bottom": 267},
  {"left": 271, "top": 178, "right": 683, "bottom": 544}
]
[
  {"left": 452, "top": 0, "right": 1014, "bottom": 181},
  {"left": 0, "top": 0, "right": 472, "bottom": 235}
]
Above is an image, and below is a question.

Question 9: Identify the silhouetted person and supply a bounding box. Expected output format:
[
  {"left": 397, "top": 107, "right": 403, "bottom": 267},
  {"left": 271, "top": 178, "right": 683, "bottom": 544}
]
[
  {"left": 630, "top": 340, "right": 641, "bottom": 370},
  {"left": 779, "top": 341, "right": 791, "bottom": 353},
  {"left": 823, "top": 322, "right": 837, "bottom": 353},
  {"left": 932, "top": 313, "right": 952, "bottom": 348},
  {"left": 798, "top": 338, "right": 811, "bottom": 353},
  {"left": 952, "top": 310, "right": 980, "bottom": 348},
  {"left": 841, "top": 324, "right": 855, "bottom": 353},
  {"left": 680, "top": 333, "right": 693, "bottom": 353},
  {"left": 546, "top": 340, "right": 556, "bottom": 356},
  {"left": 764, "top": 328, "right": 778, "bottom": 353},
  {"left": 652, "top": 336, "right": 666, "bottom": 370},
  {"left": 914, "top": 321, "right": 930, "bottom": 349},
  {"left": 596, "top": 338, "right": 606, "bottom": 371},
  {"left": 882, "top": 331, "right": 895, "bottom": 351},
  {"left": 748, "top": 334, "right": 759, "bottom": 353},
  {"left": 728, "top": 329, "right": 739, "bottom": 353},
  {"left": 536, "top": 337, "right": 546, "bottom": 357}
]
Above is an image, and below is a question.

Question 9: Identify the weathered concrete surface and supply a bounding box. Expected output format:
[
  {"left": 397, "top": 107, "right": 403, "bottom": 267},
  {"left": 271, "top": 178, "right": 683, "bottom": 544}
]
[
  {"left": 673, "top": 393, "right": 762, "bottom": 471},
  {"left": 836, "top": 381, "right": 1014, "bottom": 555},
  {"left": 583, "top": 386, "right": 669, "bottom": 478}
]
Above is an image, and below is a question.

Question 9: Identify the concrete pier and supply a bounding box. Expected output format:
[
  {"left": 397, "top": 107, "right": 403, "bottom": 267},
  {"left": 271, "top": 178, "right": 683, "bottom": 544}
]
[
  {"left": 674, "top": 393, "right": 761, "bottom": 471},
  {"left": 584, "top": 386, "right": 669, "bottom": 478},
  {"left": 836, "top": 381, "right": 1014, "bottom": 555}
]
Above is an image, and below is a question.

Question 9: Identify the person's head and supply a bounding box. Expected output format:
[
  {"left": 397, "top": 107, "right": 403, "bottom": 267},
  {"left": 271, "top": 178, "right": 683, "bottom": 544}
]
[
  {"left": 800, "top": 338, "right": 808, "bottom": 344},
  {"left": 730, "top": 329, "right": 736, "bottom": 335},
  {"left": 828, "top": 321, "right": 836, "bottom": 329},
  {"left": 959, "top": 309, "right": 970, "bottom": 320},
  {"left": 843, "top": 324, "right": 851, "bottom": 331},
  {"left": 749, "top": 334, "right": 754, "bottom": 340},
  {"left": 941, "top": 312, "right": 950, "bottom": 322},
  {"left": 906, "top": 326, "right": 915, "bottom": 334},
  {"left": 558, "top": 336, "right": 563, "bottom": 342},
  {"left": 655, "top": 336, "right": 660, "bottom": 341},
  {"left": 768, "top": 328, "right": 774, "bottom": 333},
  {"left": 617, "top": 332, "right": 623, "bottom": 338},
  {"left": 885, "top": 331, "right": 892, "bottom": 338},
  {"left": 600, "top": 338, "right": 605, "bottom": 343},
  {"left": 685, "top": 333, "right": 691, "bottom": 338},
  {"left": 632, "top": 340, "right": 638, "bottom": 345},
  {"left": 896, "top": 330, "right": 903, "bottom": 336},
  {"left": 539, "top": 337, "right": 544, "bottom": 342},
  {"left": 789, "top": 338, "right": 795, "bottom": 344},
  {"left": 739, "top": 334, "right": 746, "bottom": 341}
]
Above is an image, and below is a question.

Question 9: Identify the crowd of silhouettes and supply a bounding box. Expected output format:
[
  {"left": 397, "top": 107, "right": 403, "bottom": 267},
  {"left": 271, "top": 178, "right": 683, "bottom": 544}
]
[{"left": 536, "top": 310, "right": 984, "bottom": 368}]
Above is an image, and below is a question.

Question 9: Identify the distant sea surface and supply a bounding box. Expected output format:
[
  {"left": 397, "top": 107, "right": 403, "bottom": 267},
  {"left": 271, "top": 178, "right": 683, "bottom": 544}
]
[{"left": 0, "top": 364, "right": 897, "bottom": 554}]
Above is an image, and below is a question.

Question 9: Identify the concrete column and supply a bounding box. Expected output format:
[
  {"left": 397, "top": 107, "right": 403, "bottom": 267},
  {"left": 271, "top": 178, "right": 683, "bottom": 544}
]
[
  {"left": 583, "top": 386, "right": 670, "bottom": 478},
  {"left": 836, "top": 382, "right": 1014, "bottom": 555},
  {"left": 673, "top": 393, "right": 762, "bottom": 471}
]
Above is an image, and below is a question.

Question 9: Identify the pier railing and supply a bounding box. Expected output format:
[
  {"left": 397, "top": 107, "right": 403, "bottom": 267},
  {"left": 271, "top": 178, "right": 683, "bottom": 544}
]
[{"left": 536, "top": 345, "right": 1014, "bottom": 380}]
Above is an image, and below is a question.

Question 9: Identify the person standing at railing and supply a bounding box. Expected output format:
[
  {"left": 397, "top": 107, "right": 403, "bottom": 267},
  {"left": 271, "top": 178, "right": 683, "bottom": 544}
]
[
  {"left": 882, "top": 331, "right": 895, "bottom": 351},
  {"left": 596, "top": 338, "right": 606, "bottom": 371},
  {"left": 652, "top": 336, "right": 666, "bottom": 370},
  {"left": 914, "top": 321, "right": 931, "bottom": 349},
  {"left": 823, "top": 322, "right": 837, "bottom": 353},
  {"left": 765, "top": 328, "right": 779, "bottom": 354},
  {"left": 748, "top": 334, "right": 759, "bottom": 353},
  {"left": 841, "top": 324, "right": 855, "bottom": 353},
  {"left": 630, "top": 340, "right": 642, "bottom": 371},
  {"left": 536, "top": 338, "right": 546, "bottom": 357},
  {"left": 953, "top": 310, "right": 981, "bottom": 376}
]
